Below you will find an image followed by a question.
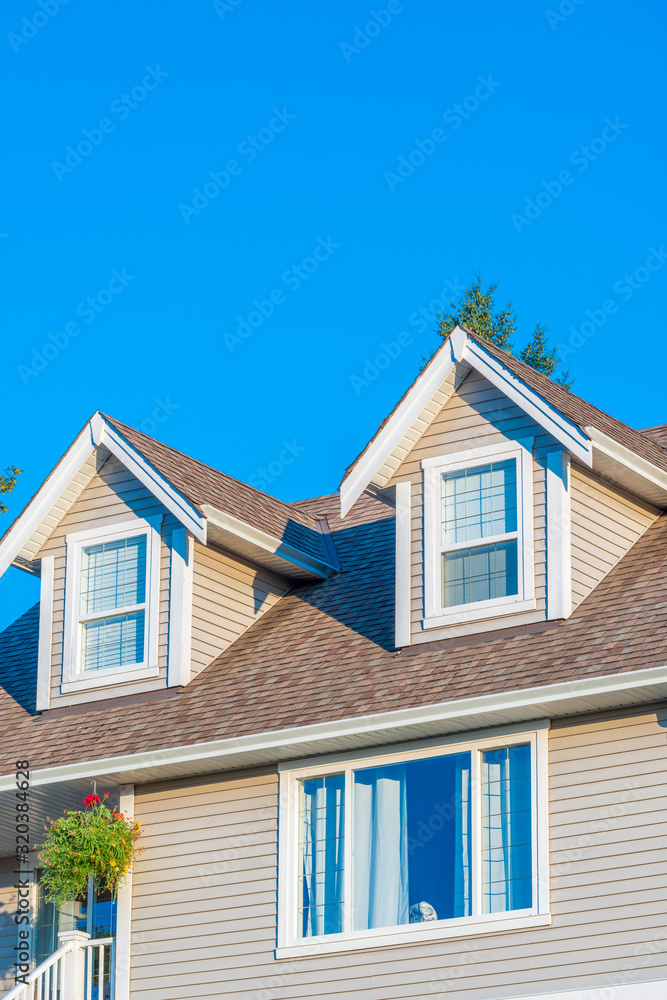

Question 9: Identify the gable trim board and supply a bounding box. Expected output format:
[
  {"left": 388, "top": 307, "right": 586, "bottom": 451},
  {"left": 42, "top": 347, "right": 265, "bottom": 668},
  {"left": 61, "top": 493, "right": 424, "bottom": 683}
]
[
  {"left": 91, "top": 414, "right": 208, "bottom": 543},
  {"left": 0, "top": 415, "right": 207, "bottom": 581},
  {"left": 340, "top": 327, "right": 593, "bottom": 516},
  {"left": 341, "top": 326, "right": 667, "bottom": 517},
  {"left": 5, "top": 662, "right": 667, "bottom": 790}
]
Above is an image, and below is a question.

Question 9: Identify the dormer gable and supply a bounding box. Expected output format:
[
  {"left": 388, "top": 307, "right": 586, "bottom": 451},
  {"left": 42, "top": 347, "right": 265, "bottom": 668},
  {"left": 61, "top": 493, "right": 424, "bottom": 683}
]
[
  {"left": 341, "top": 327, "right": 667, "bottom": 646},
  {"left": 0, "top": 413, "right": 339, "bottom": 710}
]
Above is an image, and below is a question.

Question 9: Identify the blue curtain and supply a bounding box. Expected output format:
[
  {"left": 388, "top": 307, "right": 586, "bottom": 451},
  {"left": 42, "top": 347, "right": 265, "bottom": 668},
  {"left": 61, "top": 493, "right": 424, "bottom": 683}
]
[
  {"left": 353, "top": 764, "right": 409, "bottom": 931},
  {"left": 300, "top": 774, "right": 345, "bottom": 936},
  {"left": 481, "top": 745, "right": 532, "bottom": 912}
]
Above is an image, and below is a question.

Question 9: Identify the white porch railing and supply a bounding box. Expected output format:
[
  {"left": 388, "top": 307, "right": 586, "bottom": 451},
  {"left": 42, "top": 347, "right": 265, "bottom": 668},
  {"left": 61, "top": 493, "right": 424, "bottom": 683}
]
[{"left": 1, "top": 932, "right": 115, "bottom": 1000}]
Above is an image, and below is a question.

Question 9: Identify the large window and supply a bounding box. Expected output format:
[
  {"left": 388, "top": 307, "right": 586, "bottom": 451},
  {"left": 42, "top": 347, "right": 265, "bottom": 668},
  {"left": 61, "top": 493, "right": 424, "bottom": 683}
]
[
  {"left": 62, "top": 519, "right": 160, "bottom": 691},
  {"left": 422, "top": 440, "right": 535, "bottom": 628},
  {"left": 279, "top": 729, "right": 548, "bottom": 954}
]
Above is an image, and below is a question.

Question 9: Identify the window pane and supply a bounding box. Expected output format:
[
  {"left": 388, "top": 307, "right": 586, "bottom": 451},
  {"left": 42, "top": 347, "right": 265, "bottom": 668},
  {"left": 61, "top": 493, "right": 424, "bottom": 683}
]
[
  {"left": 80, "top": 536, "right": 147, "bottom": 615},
  {"left": 298, "top": 774, "right": 345, "bottom": 937},
  {"left": 442, "top": 539, "right": 518, "bottom": 608},
  {"left": 481, "top": 744, "right": 532, "bottom": 913},
  {"left": 441, "top": 459, "right": 517, "bottom": 545},
  {"left": 81, "top": 611, "right": 145, "bottom": 672},
  {"left": 352, "top": 753, "right": 471, "bottom": 931}
]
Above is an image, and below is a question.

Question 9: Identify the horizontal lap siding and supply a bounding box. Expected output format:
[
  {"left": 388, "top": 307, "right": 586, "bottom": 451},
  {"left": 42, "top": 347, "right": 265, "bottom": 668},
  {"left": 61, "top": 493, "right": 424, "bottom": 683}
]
[
  {"left": 0, "top": 857, "right": 17, "bottom": 992},
  {"left": 129, "top": 710, "right": 667, "bottom": 999},
  {"left": 36, "top": 455, "right": 171, "bottom": 706},
  {"left": 570, "top": 464, "right": 658, "bottom": 608},
  {"left": 388, "top": 369, "right": 558, "bottom": 642},
  {"left": 131, "top": 771, "right": 279, "bottom": 1000},
  {"left": 190, "top": 544, "right": 289, "bottom": 677}
]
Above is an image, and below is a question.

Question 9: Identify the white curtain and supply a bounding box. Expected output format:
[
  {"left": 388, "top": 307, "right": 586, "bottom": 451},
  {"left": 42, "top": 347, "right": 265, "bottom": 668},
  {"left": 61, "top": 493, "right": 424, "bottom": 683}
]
[
  {"left": 483, "top": 753, "right": 512, "bottom": 913},
  {"left": 353, "top": 765, "right": 409, "bottom": 930},
  {"left": 454, "top": 757, "right": 471, "bottom": 916}
]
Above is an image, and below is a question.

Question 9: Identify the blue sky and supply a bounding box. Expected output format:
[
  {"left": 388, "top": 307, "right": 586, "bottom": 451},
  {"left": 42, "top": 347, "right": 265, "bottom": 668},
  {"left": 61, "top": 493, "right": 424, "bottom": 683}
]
[{"left": 1, "top": 0, "right": 666, "bottom": 630}]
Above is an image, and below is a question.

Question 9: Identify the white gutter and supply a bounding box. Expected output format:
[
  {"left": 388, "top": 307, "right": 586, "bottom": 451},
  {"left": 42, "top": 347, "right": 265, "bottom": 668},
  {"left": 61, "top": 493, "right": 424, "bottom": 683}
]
[{"left": 3, "top": 664, "right": 666, "bottom": 791}]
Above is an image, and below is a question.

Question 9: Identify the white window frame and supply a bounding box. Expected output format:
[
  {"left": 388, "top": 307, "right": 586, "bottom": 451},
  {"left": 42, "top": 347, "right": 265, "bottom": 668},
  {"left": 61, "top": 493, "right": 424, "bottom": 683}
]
[
  {"left": 61, "top": 517, "right": 161, "bottom": 692},
  {"left": 277, "top": 723, "right": 549, "bottom": 958},
  {"left": 421, "top": 438, "right": 535, "bottom": 629}
]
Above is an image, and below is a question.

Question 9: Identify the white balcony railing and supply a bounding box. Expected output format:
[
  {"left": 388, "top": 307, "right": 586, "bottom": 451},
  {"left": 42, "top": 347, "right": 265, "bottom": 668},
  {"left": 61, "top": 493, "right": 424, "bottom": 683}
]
[{"left": 2, "top": 932, "right": 115, "bottom": 1000}]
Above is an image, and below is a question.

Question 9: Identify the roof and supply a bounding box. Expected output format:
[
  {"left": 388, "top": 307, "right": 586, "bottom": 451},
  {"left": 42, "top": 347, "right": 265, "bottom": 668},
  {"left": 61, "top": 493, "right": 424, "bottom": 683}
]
[
  {"left": 466, "top": 332, "right": 667, "bottom": 474},
  {"left": 641, "top": 424, "right": 667, "bottom": 451},
  {"left": 343, "top": 328, "right": 667, "bottom": 483},
  {"left": 1, "top": 492, "right": 666, "bottom": 778},
  {"left": 0, "top": 412, "right": 334, "bottom": 579},
  {"left": 101, "top": 415, "right": 327, "bottom": 560}
]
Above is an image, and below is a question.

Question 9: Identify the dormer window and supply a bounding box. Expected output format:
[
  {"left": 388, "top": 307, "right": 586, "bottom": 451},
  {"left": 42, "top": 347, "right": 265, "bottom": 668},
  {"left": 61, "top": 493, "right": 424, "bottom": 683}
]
[
  {"left": 79, "top": 535, "right": 147, "bottom": 671},
  {"left": 440, "top": 458, "right": 518, "bottom": 608},
  {"left": 422, "top": 440, "right": 535, "bottom": 629},
  {"left": 61, "top": 518, "right": 161, "bottom": 692}
]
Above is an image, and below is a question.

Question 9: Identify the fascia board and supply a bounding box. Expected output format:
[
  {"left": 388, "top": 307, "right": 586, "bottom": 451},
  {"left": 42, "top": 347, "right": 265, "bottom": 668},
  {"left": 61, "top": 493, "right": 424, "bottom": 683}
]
[
  {"left": 463, "top": 339, "right": 593, "bottom": 465},
  {"left": 100, "top": 422, "right": 207, "bottom": 543},
  {"left": 340, "top": 337, "right": 458, "bottom": 517},
  {"left": 0, "top": 423, "right": 97, "bottom": 577},
  {"left": 7, "top": 663, "right": 667, "bottom": 791},
  {"left": 585, "top": 425, "right": 667, "bottom": 495},
  {"left": 202, "top": 504, "right": 337, "bottom": 579}
]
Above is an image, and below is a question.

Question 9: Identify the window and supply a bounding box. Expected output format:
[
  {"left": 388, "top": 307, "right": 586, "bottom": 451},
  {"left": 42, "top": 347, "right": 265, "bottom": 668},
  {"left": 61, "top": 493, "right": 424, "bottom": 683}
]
[
  {"left": 279, "top": 728, "right": 549, "bottom": 955},
  {"left": 62, "top": 519, "right": 161, "bottom": 691},
  {"left": 422, "top": 440, "right": 535, "bottom": 628},
  {"left": 79, "top": 535, "right": 147, "bottom": 672}
]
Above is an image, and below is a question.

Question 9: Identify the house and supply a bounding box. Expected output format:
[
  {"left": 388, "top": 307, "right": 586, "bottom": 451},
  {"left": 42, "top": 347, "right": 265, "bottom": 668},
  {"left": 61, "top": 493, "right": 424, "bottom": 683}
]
[{"left": 1, "top": 324, "right": 667, "bottom": 1000}]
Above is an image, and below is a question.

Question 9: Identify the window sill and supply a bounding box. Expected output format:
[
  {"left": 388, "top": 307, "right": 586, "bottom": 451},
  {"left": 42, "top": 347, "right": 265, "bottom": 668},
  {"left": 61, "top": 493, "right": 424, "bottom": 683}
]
[
  {"left": 61, "top": 664, "right": 160, "bottom": 693},
  {"left": 423, "top": 597, "right": 537, "bottom": 630},
  {"left": 275, "top": 910, "right": 551, "bottom": 959}
]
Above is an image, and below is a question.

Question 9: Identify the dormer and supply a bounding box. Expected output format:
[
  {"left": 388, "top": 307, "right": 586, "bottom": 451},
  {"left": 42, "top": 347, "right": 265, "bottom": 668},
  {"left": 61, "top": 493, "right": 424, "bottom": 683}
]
[
  {"left": 0, "top": 412, "right": 339, "bottom": 710},
  {"left": 341, "top": 326, "right": 667, "bottom": 646}
]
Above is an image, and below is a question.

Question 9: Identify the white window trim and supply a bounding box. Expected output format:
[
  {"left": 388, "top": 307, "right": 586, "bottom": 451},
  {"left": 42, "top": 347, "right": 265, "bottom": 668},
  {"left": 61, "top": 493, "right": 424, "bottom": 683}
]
[
  {"left": 277, "top": 726, "right": 549, "bottom": 958},
  {"left": 61, "top": 517, "right": 162, "bottom": 692},
  {"left": 421, "top": 438, "right": 535, "bottom": 629}
]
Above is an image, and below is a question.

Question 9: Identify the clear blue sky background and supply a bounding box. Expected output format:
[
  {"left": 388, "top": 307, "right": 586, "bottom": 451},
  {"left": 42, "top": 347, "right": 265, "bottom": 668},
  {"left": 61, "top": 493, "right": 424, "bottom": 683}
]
[{"left": 1, "top": 0, "right": 666, "bottom": 630}]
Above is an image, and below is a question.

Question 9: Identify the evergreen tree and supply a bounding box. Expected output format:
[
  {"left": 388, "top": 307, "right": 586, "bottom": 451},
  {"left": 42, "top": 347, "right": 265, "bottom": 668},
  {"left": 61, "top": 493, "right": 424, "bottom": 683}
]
[
  {"left": 0, "top": 466, "right": 22, "bottom": 514},
  {"left": 433, "top": 272, "right": 573, "bottom": 388}
]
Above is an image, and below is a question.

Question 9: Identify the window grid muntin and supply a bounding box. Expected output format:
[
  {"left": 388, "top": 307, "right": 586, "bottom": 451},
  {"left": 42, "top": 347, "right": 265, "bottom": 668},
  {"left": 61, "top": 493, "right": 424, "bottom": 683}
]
[
  {"left": 439, "top": 458, "right": 519, "bottom": 611},
  {"left": 75, "top": 530, "right": 150, "bottom": 675},
  {"left": 292, "top": 736, "right": 537, "bottom": 941}
]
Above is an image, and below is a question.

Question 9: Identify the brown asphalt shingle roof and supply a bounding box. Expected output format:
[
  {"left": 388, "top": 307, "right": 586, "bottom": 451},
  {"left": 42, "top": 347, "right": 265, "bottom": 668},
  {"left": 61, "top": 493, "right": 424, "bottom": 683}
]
[
  {"left": 343, "top": 330, "right": 667, "bottom": 481},
  {"left": 1, "top": 492, "right": 666, "bottom": 778},
  {"left": 102, "top": 414, "right": 328, "bottom": 561}
]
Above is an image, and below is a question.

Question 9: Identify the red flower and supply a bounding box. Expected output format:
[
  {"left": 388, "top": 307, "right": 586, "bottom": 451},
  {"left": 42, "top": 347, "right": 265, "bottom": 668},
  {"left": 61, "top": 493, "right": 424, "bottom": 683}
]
[{"left": 83, "top": 794, "right": 102, "bottom": 808}]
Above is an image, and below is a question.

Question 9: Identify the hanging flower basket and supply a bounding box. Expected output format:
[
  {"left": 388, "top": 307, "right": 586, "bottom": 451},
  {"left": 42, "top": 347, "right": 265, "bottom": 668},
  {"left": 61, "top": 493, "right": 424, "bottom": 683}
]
[{"left": 37, "top": 793, "right": 143, "bottom": 908}]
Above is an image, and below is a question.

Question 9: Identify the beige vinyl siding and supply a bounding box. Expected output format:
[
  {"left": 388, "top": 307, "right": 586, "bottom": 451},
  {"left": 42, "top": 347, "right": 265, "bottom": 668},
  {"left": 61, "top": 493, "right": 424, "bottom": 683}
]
[
  {"left": 129, "top": 708, "right": 667, "bottom": 1000},
  {"left": 190, "top": 543, "right": 289, "bottom": 677},
  {"left": 570, "top": 463, "right": 658, "bottom": 608},
  {"left": 0, "top": 857, "right": 17, "bottom": 992},
  {"left": 36, "top": 454, "right": 172, "bottom": 706},
  {"left": 388, "top": 369, "right": 559, "bottom": 641}
]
